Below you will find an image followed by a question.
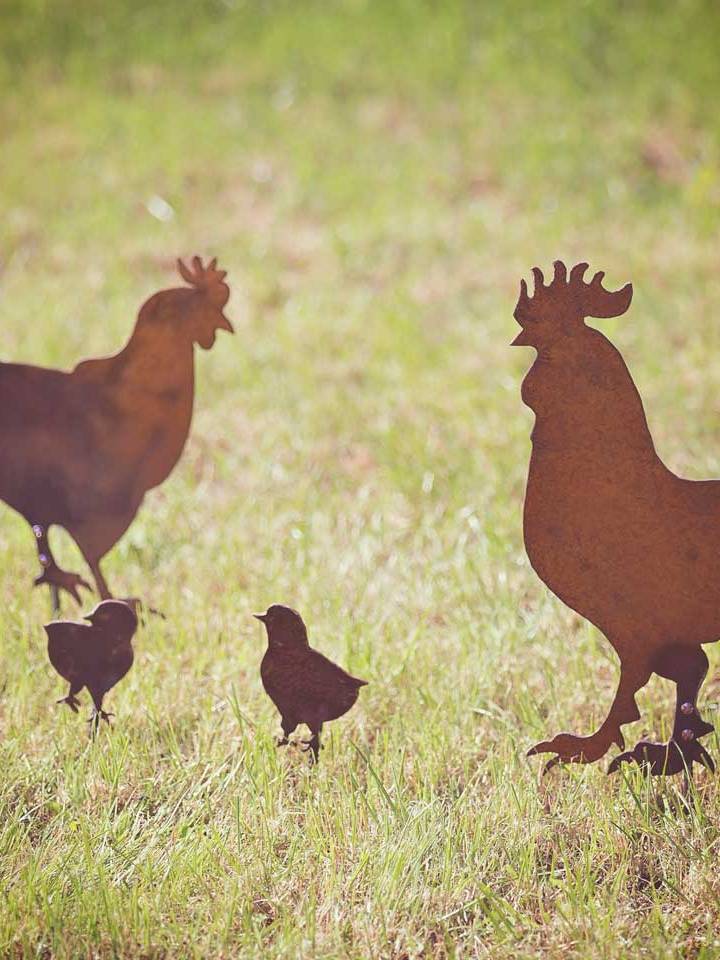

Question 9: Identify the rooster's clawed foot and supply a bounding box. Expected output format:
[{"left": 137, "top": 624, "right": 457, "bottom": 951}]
[
  {"left": 608, "top": 710, "right": 715, "bottom": 777},
  {"left": 608, "top": 738, "right": 715, "bottom": 776},
  {"left": 528, "top": 730, "right": 621, "bottom": 774},
  {"left": 34, "top": 566, "right": 92, "bottom": 605}
]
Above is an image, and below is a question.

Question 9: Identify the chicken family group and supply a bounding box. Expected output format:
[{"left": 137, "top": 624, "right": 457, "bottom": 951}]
[{"left": 3, "top": 257, "right": 716, "bottom": 776}]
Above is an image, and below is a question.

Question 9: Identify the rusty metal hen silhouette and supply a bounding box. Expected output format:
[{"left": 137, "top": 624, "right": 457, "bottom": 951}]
[
  {"left": 515, "top": 261, "right": 717, "bottom": 778},
  {"left": 0, "top": 257, "right": 233, "bottom": 612}
]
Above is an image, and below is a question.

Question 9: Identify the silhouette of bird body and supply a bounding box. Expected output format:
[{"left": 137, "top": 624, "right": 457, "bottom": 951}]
[
  {"left": 0, "top": 257, "right": 233, "bottom": 613},
  {"left": 515, "top": 261, "right": 718, "bottom": 777},
  {"left": 254, "top": 605, "right": 367, "bottom": 762},
  {"left": 45, "top": 599, "right": 138, "bottom": 731}
]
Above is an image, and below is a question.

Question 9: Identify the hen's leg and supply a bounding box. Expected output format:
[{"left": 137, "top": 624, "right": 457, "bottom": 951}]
[
  {"left": 529, "top": 662, "right": 650, "bottom": 774},
  {"left": 87, "top": 557, "right": 164, "bottom": 619},
  {"left": 609, "top": 648, "right": 714, "bottom": 777},
  {"left": 87, "top": 559, "right": 112, "bottom": 600},
  {"left": 31, "top": 524, "right": 92, "bottom": 611}
]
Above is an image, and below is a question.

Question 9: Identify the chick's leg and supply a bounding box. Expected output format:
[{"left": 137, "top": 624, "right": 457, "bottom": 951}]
[
  {"left": 529, "top": 662, "right": 650, "bottom": 774},
  {"left": 609, "top": 648, "right": 714, "bottom": 777},
  {"left": 31, "top": 524, "right": 92, "bottom": 611},
  {"left": 86, "top": 690, "right": 113, "bottom": 736}
]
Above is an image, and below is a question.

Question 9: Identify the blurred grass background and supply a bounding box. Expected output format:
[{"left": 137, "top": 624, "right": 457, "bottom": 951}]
[{"left": 2, "top": 1, "right": 720, "bottom": 957}]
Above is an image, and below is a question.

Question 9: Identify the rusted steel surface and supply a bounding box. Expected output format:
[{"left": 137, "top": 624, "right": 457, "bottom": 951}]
[
  {"left": 45, "top": 599, "right": 138, "bottom": 732},
  {"left": 515, "top": 261, "right": 716, "bottom": 777},
  {"left": 254, "top": 605, "right": 368, "bottom": 764},
  {"left": 0, "top": 257, "right": 233, "bottom": 611}
]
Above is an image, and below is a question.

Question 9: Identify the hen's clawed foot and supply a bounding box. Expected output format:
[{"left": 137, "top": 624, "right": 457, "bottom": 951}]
[
  {"left": 87, "top": 710, "right": 114, "bottom": 734},
  {"left": 528, "top": 730, "right": 620, "bottom": 774},
  {"left": 120, "top": 597, "right": 166, "bottom": 622},
  {"left": 35, "top": 566, "right": 92, "bottom": 605},
  {"left": 275, "top": 736, "right": 290, "bottom": 747},
  {"left": 56, "top": 694, "right": 81, "bottom": 713}
]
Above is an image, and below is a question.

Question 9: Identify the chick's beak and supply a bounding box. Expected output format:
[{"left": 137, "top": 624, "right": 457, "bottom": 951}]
[
  {"left": 253, "top": 613, "right": 267, "bottom": 623},
  {"left": 83, "top": 614, "right": 95, "bottom": 623}
]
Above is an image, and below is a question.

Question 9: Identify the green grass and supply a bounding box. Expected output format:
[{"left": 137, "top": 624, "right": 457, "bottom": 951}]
[{"left": 2, "top": 0, "right": 720, "bottom": 956}]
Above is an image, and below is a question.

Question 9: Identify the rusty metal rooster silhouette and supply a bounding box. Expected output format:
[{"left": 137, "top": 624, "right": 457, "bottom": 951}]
[
  {"left": 0, "top": 256, "right": 233, "bottom": 612},
  {"left": 515, "top": 261, "right": 716, "bottom": 778}
]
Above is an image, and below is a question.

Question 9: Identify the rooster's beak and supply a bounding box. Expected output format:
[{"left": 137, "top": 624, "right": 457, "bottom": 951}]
[{"left": 511, "top": 328, "right": 532, "bottom": 347}]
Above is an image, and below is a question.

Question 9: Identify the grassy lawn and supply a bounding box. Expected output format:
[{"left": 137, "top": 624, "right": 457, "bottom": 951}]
[{"left": 2, "top": 1, "right": 720, "bottom": 956}]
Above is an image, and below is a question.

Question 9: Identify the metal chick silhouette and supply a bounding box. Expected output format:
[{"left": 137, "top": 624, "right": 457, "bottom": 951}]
[
  {"left": 0, "top": 257, "right": 233, "bottom": 612},
  {"left": 515, "top": 261, "right": 717, "bottom": 778},
  {"left": 45, "top": 598, "right": 138, "bottom": 732},
  {"left": 254, "top": 605, "right": 368, "bottom": 764}
]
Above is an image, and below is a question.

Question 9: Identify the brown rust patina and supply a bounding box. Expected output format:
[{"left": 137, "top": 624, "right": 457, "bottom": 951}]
[
  {"left": 0, "top": 257, "right": 233, "bottom": 610},
  {"left": 516, "top": 261, "right": 716, "bottom": 778}
]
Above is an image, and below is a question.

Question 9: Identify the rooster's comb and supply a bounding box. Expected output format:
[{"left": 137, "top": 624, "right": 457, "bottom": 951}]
[
  {"left": 514, "top": 260, "right": 632, "bottom": 326},
  {"left": 177, "top": 256, "right": 229, "bottom": 307}
]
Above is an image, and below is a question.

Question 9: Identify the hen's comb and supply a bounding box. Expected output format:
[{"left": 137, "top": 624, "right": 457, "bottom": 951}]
[{"left": 177, "top": 256, "right": 229, "bottom": 306}]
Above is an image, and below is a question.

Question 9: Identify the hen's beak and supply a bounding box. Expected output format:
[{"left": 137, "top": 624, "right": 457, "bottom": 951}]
[
  {"left": 253, "top": 613, "right": 267, "bottom": 623},
  {"left": 217, "top": 312, "right": 234, "bottom": 334},
  {"left": 83, "top": 613, "right": 95, "bottom": 623}
]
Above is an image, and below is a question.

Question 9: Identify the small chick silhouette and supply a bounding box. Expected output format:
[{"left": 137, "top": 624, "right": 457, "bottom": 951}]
[
  {"left": 45, "top": 599, "right": 138, "bottom": 732},
  {"left": 254, "top": 604, "right": 368, "bottom": 763}
]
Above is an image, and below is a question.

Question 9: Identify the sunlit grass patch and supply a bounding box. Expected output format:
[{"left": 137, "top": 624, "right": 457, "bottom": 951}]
[{"left": 2, "top": 1, "right": 720, "bottom": 956}]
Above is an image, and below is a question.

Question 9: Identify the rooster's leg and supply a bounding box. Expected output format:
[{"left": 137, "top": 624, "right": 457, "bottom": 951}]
[
  {"left": 609, "top": 648, "right": 714, "bottom": 777},
  {"left": 528, "top": 661, "right": 650, "bottom": 773},
  {"left": 30, "top": 524, "right": 92, "bottom": 610}
]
